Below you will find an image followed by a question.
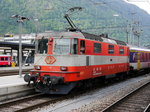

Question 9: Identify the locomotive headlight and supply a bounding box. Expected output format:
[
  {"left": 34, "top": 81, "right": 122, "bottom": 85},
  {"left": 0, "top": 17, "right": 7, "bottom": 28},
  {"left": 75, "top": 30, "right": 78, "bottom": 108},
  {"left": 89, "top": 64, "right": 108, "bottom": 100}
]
[
  {"left": 35, "top": 66, "right": 41, "bottom": 70},
  {"left": 60, "top": 66, "right": 68, "bottom": 71}
]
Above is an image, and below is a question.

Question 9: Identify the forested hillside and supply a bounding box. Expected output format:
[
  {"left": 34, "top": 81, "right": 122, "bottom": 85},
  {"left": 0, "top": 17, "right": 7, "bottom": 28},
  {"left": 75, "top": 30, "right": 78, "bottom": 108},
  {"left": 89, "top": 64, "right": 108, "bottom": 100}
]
[{"left": 0, "top": 0, "right": 150, "bottom": 45}]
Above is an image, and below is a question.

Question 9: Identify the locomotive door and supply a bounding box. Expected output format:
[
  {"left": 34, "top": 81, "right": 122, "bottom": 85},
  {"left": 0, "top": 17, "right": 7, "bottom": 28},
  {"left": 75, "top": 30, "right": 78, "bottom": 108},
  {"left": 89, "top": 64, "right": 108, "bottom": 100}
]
[
  {"left": 79, "top": 40, "right": 85, "bottom": 55},
  {"left": 137, "top": 52, "right": 141, "bottom": 70},
  {"left": 79, "top": 40, "right": 89, "bottom": 66}
]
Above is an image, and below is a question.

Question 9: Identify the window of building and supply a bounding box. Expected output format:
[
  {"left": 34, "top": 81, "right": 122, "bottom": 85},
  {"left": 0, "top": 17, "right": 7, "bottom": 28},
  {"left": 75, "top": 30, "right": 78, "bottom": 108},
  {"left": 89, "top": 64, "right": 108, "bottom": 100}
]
[
  {"left": 108, "top": 45, "right": 114, "bottom": 54},
  {"left": 94, "top": 43, "right": 101, "bottom": 53}
]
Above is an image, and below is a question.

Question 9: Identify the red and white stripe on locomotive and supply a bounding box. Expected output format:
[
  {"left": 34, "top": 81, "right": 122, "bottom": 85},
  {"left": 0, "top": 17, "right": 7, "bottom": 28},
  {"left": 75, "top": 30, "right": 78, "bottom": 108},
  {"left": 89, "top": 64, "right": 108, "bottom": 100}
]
[{"left": 24, "top": 31, "right": 130, "bottom": 94}]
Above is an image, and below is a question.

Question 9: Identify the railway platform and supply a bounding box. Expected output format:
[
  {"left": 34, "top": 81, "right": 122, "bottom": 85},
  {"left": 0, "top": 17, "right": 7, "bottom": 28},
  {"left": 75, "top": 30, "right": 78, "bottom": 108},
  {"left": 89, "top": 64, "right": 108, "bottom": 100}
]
[{"left": 0, "top": 72, "right": 34, "bottom": 102}]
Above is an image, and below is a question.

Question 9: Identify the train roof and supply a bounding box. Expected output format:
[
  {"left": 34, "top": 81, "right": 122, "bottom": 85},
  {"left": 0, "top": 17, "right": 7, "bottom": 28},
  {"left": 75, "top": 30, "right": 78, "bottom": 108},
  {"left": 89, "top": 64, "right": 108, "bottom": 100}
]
[
  {"left": 37, "top": 31, "right": 85, "bottom": 39},
  {"left": 129, "top": 45, "right": 150, "bottom": 52},
  {"left": 81, "top": 32, "right": 127, "bottom": 46},
  {"left": 37, "top": 31, "right": 127, "bottom": 46},
  {"left": 0, "top": 55, "right": 11, "bottom": 57}
]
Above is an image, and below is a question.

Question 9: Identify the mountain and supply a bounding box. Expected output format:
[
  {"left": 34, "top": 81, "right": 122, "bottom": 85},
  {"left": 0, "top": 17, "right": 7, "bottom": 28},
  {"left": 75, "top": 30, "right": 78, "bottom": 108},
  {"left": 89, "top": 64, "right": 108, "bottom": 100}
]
[
  {"left": 101, "top": 0, "right": 150, "bottom": 46},
  {"left": 0, "top": 0, "right": 150, "bottom": 46}
]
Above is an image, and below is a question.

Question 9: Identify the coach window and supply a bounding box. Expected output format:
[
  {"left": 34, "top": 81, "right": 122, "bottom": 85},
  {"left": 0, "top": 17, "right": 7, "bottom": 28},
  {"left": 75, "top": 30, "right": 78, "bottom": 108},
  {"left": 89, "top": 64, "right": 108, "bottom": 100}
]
[
  {"left": 119, "top": 47, "right": 124, "bottom": 54},
  {"left": 1, "top": 57, "right": 4, "bottom": 61},
  {"left": 5, "top": 57, "right": 8, "bottom": 61},
  {"left": 108, "top": 45, "right": 114, "bottom": 54},
  {"left": 80, "top": 40, "right": 85, "bottom": 54},
  {"left": 94, "top": 43, "right": 101, "bottom": 53}
]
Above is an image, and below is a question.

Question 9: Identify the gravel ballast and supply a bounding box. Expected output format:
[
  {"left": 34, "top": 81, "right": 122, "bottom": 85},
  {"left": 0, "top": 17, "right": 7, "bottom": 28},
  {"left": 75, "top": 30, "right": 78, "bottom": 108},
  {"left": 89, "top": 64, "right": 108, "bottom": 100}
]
[{"left": 33, "top": 74, "right": 150, "bottom": 112}]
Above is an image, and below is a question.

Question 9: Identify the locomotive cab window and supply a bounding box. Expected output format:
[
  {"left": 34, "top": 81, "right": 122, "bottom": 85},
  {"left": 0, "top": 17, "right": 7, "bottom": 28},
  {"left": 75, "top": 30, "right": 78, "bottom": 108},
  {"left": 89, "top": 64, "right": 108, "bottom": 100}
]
[
  {"left": 108, "top": 45, "right": 114, "bottom": 54},
  {"left": 80, "top": 40, "right": 85, "bottom": 54},
  {"left": 53, "top": 38, "right": 71, "bottom": 55},
  {"left": 119, "top": 47, "right": 124, "bottom": 54},
  {"left": 94, "top": 43, "right": 101, "bottom": 53},
  {"left": 37, "top": 38, "right": 48, "bottom": 54}
]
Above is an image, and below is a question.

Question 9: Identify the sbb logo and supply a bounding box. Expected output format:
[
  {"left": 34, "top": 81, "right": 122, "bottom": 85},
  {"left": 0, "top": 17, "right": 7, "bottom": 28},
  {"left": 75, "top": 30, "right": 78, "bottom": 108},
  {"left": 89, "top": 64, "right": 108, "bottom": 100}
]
[{"left": 45, "top": 56, "right": 56, "bottom": 64}]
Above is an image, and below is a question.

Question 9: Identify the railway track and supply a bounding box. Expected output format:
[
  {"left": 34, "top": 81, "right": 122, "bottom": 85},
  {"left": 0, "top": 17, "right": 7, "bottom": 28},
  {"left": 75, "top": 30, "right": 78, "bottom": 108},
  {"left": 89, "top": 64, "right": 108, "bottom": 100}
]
[
  {"left": 0, "top": 89, "right": 87, "bottom": 112},
  {"left": 0, "top": 71, "right": 30, "bottom": 76},
  {"left": 144, "top": 103, "right": 150, "bottom": 112},
  {"left": 0, "top": 80, "right": 106, "bottom": 112},
  {"left": 0, "top": 93, "right": 63, "bottom": 112},
  {"left": 99, "top": 81, "right": 150, "bottom": 112},
  {"left": 0, "top": 74, "right": 149, "bottom": 112},
  {"left": 0, "top": 66, "right": 33, "bottom": 76},
  {"left": 0, "top": 70, "right": 31, "bottom": 76}
]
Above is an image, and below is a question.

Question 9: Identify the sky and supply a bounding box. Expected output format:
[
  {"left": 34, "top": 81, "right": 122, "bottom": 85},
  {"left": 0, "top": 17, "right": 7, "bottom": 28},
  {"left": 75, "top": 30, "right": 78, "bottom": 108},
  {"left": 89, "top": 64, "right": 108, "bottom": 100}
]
[{"left": 124, "top": 0, "right": 150, "bottom": 14}]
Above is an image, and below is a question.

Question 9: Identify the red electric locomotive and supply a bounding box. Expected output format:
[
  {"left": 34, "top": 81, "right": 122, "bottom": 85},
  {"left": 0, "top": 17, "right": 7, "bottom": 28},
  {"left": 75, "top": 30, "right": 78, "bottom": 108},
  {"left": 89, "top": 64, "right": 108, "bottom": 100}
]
[
  {"left": 24, "top": 11, "right": 131, "bottom": 94},
  {"left": 24, "top": 31, "right": 130, "bottom": 94}
]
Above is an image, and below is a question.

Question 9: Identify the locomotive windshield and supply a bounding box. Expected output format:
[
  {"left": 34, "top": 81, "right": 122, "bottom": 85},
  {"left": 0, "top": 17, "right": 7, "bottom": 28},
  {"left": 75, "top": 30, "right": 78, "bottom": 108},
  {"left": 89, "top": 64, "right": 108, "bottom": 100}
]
[
  {"left": 53, "top": 38, "right": 70, "bottom": 55},
  {"left": 37, "top": 38, "right": 48, "bottom": 54}
]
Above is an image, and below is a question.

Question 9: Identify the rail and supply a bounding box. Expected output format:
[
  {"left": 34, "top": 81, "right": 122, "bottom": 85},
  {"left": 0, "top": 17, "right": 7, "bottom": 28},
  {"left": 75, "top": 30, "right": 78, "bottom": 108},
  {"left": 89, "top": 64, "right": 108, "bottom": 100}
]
[
  {"left": 144, "top": 104, "right": 150, "bottom": 112},
  {"left": 0, "top": 67, "right": 32, "bottom": 76},
  {"left": 101, "top": 81, "right": 150, "bottom": 112}
]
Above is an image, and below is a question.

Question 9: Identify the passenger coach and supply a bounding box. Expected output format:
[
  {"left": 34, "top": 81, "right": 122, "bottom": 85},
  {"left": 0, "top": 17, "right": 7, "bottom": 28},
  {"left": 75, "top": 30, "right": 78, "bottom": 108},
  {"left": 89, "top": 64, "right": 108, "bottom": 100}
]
[
  {"left": 129, "top": 46, "right": 150, "bottom": 72},
  {"left": 0, "top": 55, "right": 12, "bottom": 67}
]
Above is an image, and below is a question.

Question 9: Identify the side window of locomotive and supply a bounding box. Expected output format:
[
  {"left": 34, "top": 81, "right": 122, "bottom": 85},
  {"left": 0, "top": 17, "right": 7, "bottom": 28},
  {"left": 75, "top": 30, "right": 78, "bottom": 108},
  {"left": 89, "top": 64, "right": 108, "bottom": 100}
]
[
  {"left": 119, "top": 47, "right": 124, "bottom": 54},
  {"left": 80, "top": 40, "right": 85, "bottom": 54},
  {"left": 94, "top": 43, "right": 101, "bottom": 53},
  {"left": 73, "top": 39, "right": 78, "bottom": 54},
  {"left": 108, "top": 45, "right": 114, "bottom": 54}
]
